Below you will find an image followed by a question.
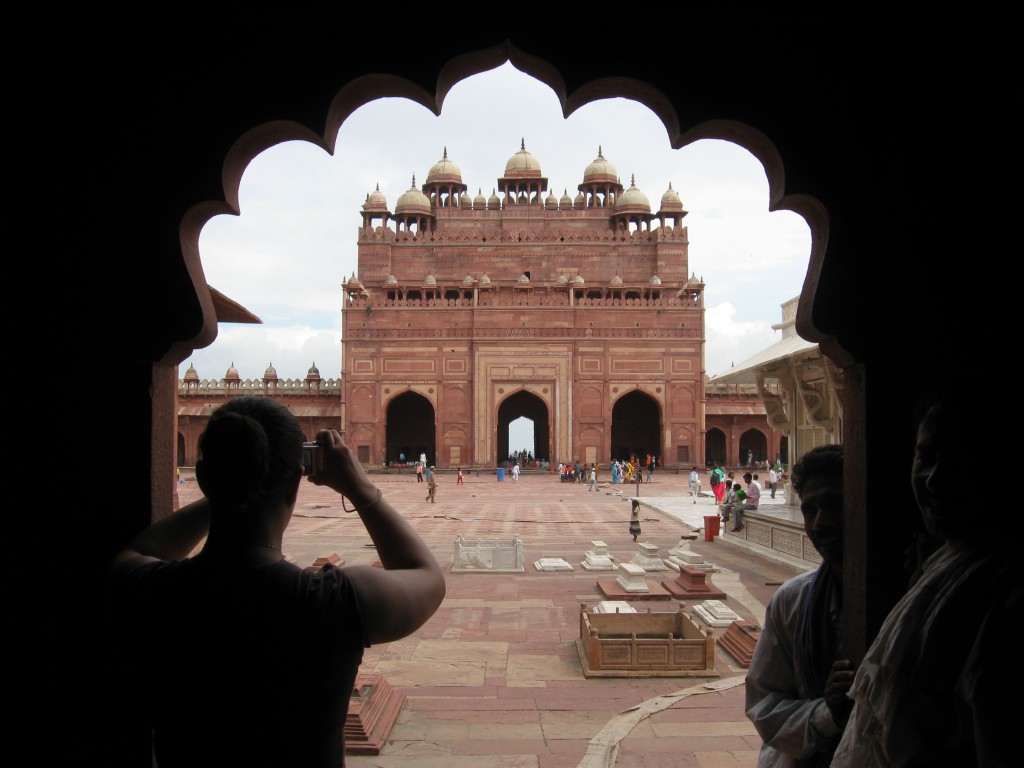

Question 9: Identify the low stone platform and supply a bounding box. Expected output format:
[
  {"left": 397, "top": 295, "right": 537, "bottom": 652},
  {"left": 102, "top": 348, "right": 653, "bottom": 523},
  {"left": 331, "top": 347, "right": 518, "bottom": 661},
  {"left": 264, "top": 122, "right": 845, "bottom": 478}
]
[
  {"left": 596, "top": 578, "right": 673, "bottom": 600},
  {"left": 692, "top": 599, "right": 741, "bottom": 627},
  {"left": 717, "top": 620, "right": 762, "bottom": 667},
  {"left": 345, "top": 673, "right": 406, "bottom": 755},
  {"left": 661, "top": 564, "right": 727, "bottom": 600},
  {"left": 307, "top": 551, "right": 344, "bottom": 572}
]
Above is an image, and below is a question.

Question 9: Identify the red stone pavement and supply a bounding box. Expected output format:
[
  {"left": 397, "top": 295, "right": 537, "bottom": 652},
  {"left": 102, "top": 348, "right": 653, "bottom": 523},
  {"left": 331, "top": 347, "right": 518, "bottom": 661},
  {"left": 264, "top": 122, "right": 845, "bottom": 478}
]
[{"left": 175, "top": 467, "right": 808, "bottom": 768}]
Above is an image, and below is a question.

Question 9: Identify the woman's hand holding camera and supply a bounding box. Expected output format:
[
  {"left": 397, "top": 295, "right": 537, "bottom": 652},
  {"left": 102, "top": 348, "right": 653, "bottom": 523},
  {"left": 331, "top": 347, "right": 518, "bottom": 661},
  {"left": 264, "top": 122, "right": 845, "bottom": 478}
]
[{"left": 307, "top": 429, "right": 379, "bottom": 509}]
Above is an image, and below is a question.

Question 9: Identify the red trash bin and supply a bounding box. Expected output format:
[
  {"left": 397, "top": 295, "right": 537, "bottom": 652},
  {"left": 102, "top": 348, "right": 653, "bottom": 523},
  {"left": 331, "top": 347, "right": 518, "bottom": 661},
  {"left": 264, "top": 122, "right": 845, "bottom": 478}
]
[{"left": 704, "top": 515, "right": 720, "bottom": 541}]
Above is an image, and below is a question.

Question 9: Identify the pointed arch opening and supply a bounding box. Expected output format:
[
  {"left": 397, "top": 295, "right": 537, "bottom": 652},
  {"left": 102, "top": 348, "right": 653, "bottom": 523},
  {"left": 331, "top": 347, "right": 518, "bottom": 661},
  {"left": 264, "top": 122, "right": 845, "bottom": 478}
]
[
  {"left": 705, "top": 427, "right": 726, "bottom": 467},
  {"left": 386, "top": 391, "right": 436, "bottom": 467},
  {"left": 611, "top": 390, "right": 661, "bottom": 465},
  {"left": 738, "top": 428, "right": 768, "bottom": 467},
  {"left": 497, "top": 390, "right": 549, "bottom": 465}
]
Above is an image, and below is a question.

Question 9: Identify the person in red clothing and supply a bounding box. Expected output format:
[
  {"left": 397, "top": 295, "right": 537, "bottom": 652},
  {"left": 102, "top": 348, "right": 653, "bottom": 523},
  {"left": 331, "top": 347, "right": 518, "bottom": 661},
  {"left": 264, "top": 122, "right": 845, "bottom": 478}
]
[
  {"left": 456, "top": 467, "right": 464, "bottom": 485},
  {"left": 710, "top": 464, "right": 726, "bottom": 504}
]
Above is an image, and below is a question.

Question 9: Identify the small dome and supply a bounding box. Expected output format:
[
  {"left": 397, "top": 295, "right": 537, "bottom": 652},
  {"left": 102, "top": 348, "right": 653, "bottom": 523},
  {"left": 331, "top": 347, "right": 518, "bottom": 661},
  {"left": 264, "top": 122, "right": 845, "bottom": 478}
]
[
  {"left": 573, "top": 191, "right": 586, "bottom": 209},
  {"left": 616, "top": 174, "right": 651, "bottom": 213},
  {"left": 650, "top": 275, "right": 662, "bottom": 285},
  {"left": 479, "top": 273, "right": 491, "bottom": 284},
  {"left": 362, "top": 183, "right": 388, "bottom": 211},
  {"left": 545, "top": 191, "right": 558, "bottom": 209},
  {"left": 517, "top": 273, "right": 530, "bottom": 283},
  {"left": 610, "top": 275, "right": 623, "bottom": 285},
  {"left": 474, "top": 188, "right": 487, "bottom": 210},
  {"left": 582, "top": 146, "right": 618, "bottom": 185},
  {"left": 463, "top": 274, "right": 476, "bottom": 284},
  {"left": 183, "top": 362, "right": 199, "bottom": 381},
  {"left": 659, "top": 181, "right": 684, "bottom": 212},
  {"left": 687, "top": 272, "right": 703, "bottom": 287},
  {"left": 425, "top": 274, "right": 437, "bottom": 285},
  {"left": 487, "top": 188, "right": 501, "bottom": 210},
  {"left": 560, "top": 188, "right": 572, "bottom": 209},
  {"left": 263, "top": 362, "right": 278, "bottom": 380},
  {"left": 306, "top": 362, "right": 321, "bottom": 379},
  {"left": 556, "top": 274, "right": 568, "bottom": 285},
  {"left": 425, "top": 147, "right": 463, "bottom": 186},
  {"left": 394, "top": 175, "right": 432, "bottom": 217},
  {"left": 386, "top": 274, "right": 398, "bottom": 285},
  {"left": 460, "top": 191, "right": 472, "bottom": 208},
  {"left": 344, "top": 271, "right": 363, "bottom": 290},
  {"left": 225, "top": 362, "right": 240, "bottom": 381},
  {"left": 574, "top": 275, "right": 585, "bottom": 284},
  {"left": 503, "top": 139, "right": 542, "bottom": 178}
]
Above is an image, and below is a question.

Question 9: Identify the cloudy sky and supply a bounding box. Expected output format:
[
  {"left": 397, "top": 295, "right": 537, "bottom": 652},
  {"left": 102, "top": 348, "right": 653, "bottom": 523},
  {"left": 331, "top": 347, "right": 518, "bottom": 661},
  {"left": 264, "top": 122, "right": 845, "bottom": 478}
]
[{"left": 188, "top": 62, "right": 811, "bottom": 386}]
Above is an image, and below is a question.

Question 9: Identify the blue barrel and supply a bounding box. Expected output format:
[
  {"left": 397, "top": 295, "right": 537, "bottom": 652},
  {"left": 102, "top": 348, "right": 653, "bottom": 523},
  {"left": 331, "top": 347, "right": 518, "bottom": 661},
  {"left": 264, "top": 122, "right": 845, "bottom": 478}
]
[{"left": 496, "top": 468, "right": 505, "bottom": 481}]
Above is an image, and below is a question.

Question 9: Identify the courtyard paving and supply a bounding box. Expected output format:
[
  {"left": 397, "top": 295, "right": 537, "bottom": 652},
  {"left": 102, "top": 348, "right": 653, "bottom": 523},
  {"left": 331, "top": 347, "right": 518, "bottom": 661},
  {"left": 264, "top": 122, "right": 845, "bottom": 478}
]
[{"left": 176, "top": 467, "right": 808, "bottom": 768}]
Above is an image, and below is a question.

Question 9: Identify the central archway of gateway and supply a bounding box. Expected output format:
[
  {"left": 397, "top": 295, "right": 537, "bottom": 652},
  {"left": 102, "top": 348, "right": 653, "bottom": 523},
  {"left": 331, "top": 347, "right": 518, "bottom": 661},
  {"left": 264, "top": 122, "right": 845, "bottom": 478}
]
[{"left": 497, "top": 390, "right": 549, "bottom": 464}]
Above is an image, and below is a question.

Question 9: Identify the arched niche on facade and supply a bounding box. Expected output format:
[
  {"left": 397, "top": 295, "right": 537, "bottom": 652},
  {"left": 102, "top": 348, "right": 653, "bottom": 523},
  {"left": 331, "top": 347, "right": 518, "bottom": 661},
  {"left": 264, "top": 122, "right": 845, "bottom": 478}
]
[
  {"left": 705, "top": 427, "right": 726, "bottom": 467},
  {"left": 610, "top": 389, "right": 662, "bottom": 463},
  {"left": 738, "top": 428, "right": 769, "bottom": 467},
  {"left": 385, "top": 390, "right": 437, "bottom": 467}
]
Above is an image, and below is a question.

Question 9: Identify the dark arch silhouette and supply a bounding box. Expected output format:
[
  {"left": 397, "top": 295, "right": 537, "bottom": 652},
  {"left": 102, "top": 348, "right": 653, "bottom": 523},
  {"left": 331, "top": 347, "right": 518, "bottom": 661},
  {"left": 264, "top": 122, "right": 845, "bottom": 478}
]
[
  {"left": 738, "top": 428, "right": 768, "bottom": 467},
  {"left": 611, "top": 390, "right": 661, "bottom": 463},
  {"left": 705, "top": 427, "right": 726, "bottom": 467},
  {"left": 385, "top": 391, "right": 436, "bottom": 466},
  {"left": 497, "top": 390, "right": 549, "bottom": 464}
]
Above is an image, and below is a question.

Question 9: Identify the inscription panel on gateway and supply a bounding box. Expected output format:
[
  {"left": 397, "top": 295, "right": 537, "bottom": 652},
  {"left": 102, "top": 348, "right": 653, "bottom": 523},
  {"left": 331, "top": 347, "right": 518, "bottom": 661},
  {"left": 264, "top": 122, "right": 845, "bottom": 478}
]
[
  {"left": 383, "top": 359, "right": 437, "bottom": 374},
  {"left": 610, "top": 358, "right": 665, "bottom": 374}
]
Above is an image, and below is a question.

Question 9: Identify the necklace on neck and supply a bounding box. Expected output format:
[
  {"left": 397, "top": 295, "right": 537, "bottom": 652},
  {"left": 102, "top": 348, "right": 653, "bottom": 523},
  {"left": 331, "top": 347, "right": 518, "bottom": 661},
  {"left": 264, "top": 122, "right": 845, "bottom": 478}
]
[{"left": 253, "top": 541, "right": 281, "bottom": 552}]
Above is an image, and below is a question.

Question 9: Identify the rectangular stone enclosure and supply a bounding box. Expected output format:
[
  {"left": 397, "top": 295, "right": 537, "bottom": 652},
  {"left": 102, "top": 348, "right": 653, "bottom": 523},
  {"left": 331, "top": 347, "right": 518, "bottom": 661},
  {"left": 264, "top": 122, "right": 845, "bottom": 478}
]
[
  {"left": 576, "top": 604, "right": 718, "bottom": 678},
  {"left": 451, "top": 534, "right": 525, "bottom": 572}
]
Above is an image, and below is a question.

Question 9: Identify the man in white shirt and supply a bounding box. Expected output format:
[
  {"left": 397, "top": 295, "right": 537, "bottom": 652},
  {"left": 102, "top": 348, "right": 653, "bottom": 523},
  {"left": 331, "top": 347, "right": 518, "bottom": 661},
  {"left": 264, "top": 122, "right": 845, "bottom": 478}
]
[
  {"left": 769, "top": 466, "right": 779, "bottom": 499},
  {"left": 746, "top": 445, "right": 854, "bottom": 767},
  {"left": 732, "top": 472, "right": 760, "bottom": 531}
]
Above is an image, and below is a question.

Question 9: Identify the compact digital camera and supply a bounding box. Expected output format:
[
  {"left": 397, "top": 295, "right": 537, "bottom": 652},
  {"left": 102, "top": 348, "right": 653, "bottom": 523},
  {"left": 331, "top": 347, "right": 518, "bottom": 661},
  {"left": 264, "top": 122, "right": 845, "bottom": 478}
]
[{"left": 301, "top": 441, "right": 320, "bottom": 476}]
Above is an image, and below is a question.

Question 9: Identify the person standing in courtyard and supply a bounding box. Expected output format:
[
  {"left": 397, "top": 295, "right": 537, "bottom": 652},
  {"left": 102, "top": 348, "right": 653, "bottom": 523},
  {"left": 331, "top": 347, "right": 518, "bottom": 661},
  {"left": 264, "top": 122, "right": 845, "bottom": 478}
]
[
  {"left": 689, "top": 466, "right": 701, "bottom": 503},
  {"left": 588, "top": 463, "right": 598, "bottom": 491},
  {"left": 456, "top": 467, "right": 464, "bottom": 486},
  {"left": 746, "top": 444, "right": 854, "bottom": 767},
  {"left": 416, "top": 462, "right": 423, "bottom": 483},
  {"left": 107, "top": 396, "right": 446, "bottom": 767},
  {"left": 511, "top": 462, "right": 520, "bottom": 482},
  {"left": 710, "top": 464, "right": 726, "bottom": 504},
  {"left": 768, "top": 465, "right": 779, "bottom": 499},
  {"left": 426, "top": 466, "right": 437, "bottom": 503}
]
